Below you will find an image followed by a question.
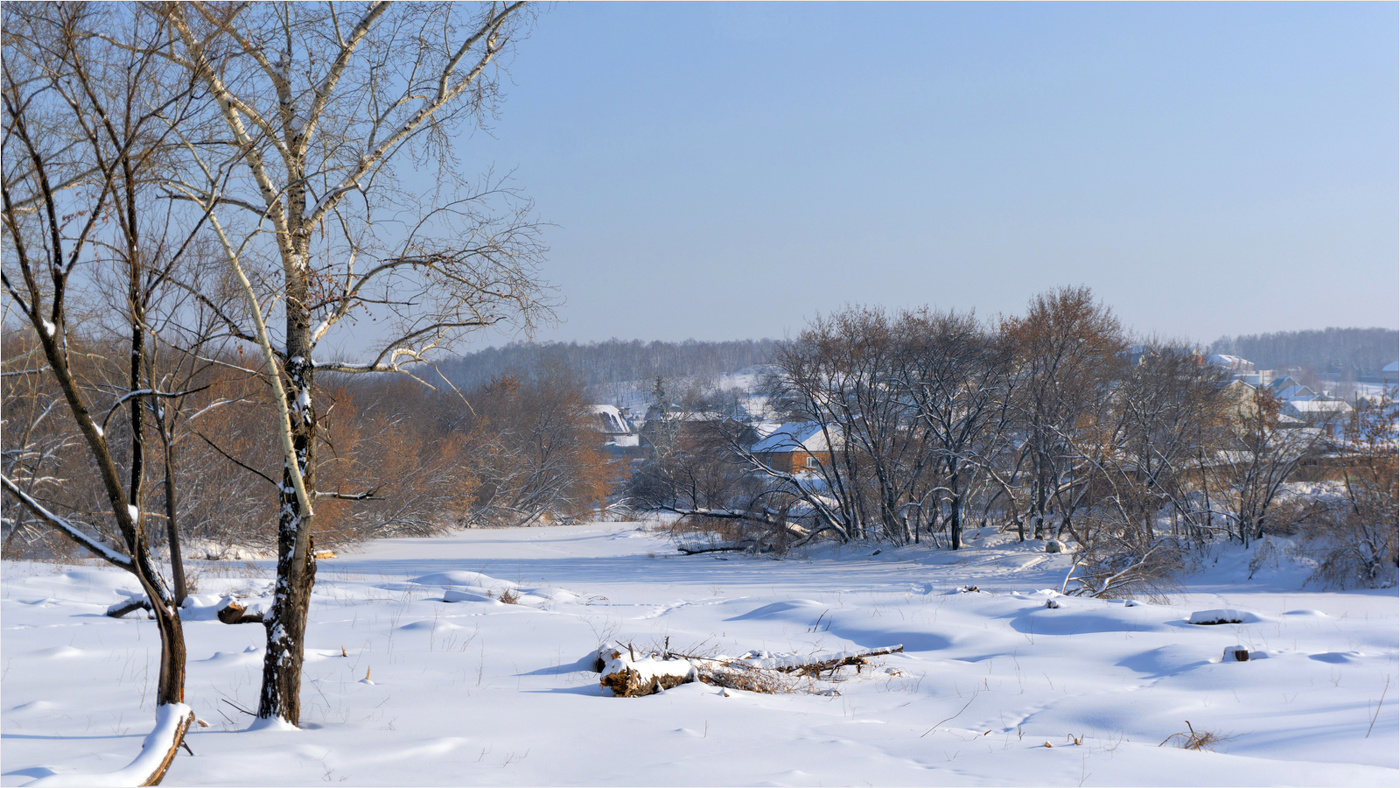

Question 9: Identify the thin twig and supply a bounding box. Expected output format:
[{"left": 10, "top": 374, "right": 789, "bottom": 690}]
[
  {"left": 921, "top": 690, "right": 979, "bottom": 737},
  {"left": 1365, "top": 676, "right": 1389, "bottom": 739}
]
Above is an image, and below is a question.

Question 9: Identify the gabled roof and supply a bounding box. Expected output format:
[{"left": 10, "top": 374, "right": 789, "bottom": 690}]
[
  {"left": 590, "top": 405, "right": 631, "bottom": 435},
  {"left": 1286, "top": 399, "right": 1352, "bottom": 414},
  {"left": 750, "top": 422, "right": 839, "bottom": 454},
  {"left": 1274, "top": 384, "right": 1316, "bottom": 402}
]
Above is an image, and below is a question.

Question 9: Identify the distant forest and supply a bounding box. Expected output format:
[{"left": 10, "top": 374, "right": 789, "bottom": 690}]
[
  {"left": 434, "top": 339, "right": 781, "bottom": 395},
  {"left": 434, "top": 328, "right": 1399, "bottom": 398},
  {"left": 1210, "top": 328, "right": 1398, "bottom": 377}
]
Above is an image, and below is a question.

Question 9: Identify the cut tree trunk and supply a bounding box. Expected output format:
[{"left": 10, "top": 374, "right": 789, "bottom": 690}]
[
  {"left": 599, "top": 652, "right": 698, "bottom": 697},
  {"left": 216, "top": 598, "right": 265, "bottom": 625}
]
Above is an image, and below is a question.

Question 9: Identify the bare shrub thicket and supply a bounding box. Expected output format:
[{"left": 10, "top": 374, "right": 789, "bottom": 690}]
[
  {"left": 628, "top": 287, "right": 1365, "bottom": 594},
  {"left": 463, "top": 366, "right": 617, "bottom": 527},
  {"left": 1304, "top": 390, "right": 1398, "bottom": 588}
]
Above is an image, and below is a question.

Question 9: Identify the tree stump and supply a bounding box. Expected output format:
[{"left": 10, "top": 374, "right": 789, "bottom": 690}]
[
  {"left": 1222, "top": 645, "right": 1250, "bottom": 662},
  {"left": 216, "top": 598, "right": 264, "bottom": 625}
]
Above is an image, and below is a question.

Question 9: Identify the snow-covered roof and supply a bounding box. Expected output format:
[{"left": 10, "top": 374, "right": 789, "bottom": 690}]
[
  {"left": 1287, "top": 399, "right": 1352, "bottom": 413},
  {"left": 750, "top": 422, "right": 839, "bottom": 454},
  {"left": 749, "top": 422, "right": 785, "bottom": 440},
  {"left": 590, "top": 405, "right": 631, "bottom": 434},
  {"left": 1384, "top": 361, "right": 1399, "bottom": 373},
  {"left": 1274, "top": 385, "right": 1315, "bottom": 402},
  {"left": 1207, "top": 354, "right": 1252, "bottom": 369}
]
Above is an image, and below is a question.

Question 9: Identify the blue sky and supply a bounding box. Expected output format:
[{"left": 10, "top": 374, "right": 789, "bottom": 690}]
[{"left": 458, "top": 1, "right": 1398, "bottom": 345}]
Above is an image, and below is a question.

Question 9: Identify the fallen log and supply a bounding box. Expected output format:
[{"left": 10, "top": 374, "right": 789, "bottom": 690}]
[
  {"left": 676, "top": 542, "right": 755, "bottom": 555},
  {"left": 594, "top": 642, "right": 906, "bottom": 696},
  {"left": 216, "top": 598, "right": 264, "bottom": 625},
  {"left": 696, "top": 645, "right": 905, "bottom": 677}
]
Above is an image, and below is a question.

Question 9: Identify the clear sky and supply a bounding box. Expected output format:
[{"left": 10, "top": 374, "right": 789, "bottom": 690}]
[{"left": 457, "top": 1, "right": 1398, "bottom": 346}]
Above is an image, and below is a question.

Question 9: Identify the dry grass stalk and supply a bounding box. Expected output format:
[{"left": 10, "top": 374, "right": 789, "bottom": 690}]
[{"left": 1159, "top": 720, "right": 1232, "bottom": 751}]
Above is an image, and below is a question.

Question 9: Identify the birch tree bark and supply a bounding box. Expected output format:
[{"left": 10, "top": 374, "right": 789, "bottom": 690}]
[{"left": 154, "top": 1, "right": 547, "bottom": 724}]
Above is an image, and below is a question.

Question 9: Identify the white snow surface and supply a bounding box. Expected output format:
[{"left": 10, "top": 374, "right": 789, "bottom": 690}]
[{"left": 2, "top": 524, "right": 1396, "bottom": 786}]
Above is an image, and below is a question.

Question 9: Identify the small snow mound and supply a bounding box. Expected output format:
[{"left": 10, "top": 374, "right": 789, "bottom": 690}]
[
  {"left": 1309, "top": 651, "right": 1364, "bottom": 664},
  {"left": 414, "top": 571, "right": 517, "bottom": 590},
  {"left": 34, "top": 646, "right": 83, "bottom": 659},
  {"left": 526, "top": 587, "right": 579, "bottom": 603},
  {"left": 1188, "top": 608, "right": 1259, "bottom": 625},
  {"left": 442, "top": 588, "right": 497, "bottom": 604},
  {"left": 398, "top": 619, "right": 468, "bottom": 631},
  {"left": 1283, "top": 609, "right": 1327, "bottom": 617},
  {"left": 725, "top": 599, "right": 824, "bottom": 621},
  {"left": 246, "top": 715, "right": 301, "bottom": 732},
  {"left": 197, "top": 650, "right": 262, "bottom": 666}
]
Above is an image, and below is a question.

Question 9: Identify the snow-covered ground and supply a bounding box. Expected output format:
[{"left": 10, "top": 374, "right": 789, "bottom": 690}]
[{"left": 3, "top": 524, "right": 1396, "bottom": 786}]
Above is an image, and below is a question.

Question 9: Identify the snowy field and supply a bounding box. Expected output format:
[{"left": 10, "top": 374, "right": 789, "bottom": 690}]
[{"left": 3, "top": 523, "right": 1396, "bottom": 787}]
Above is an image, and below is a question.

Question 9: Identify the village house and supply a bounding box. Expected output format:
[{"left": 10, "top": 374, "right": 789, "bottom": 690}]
[
  {"left": 590, "top": 404, "right": 640, "bottom": 449},
  {"left": 748, "top": 422, "right": 841, "bottom": 474},
  {"left": 1281, "top": 397, "right": 1353, "bottom": 427}
]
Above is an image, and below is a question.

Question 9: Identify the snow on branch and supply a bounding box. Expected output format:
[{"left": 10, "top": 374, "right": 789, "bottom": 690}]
[{"left": 1, "top": 476, "right": 133, "bottom": 570}]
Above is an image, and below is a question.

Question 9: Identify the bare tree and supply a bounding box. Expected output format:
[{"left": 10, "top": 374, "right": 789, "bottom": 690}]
[
  {"left": 2, "top": 4, "right": 200, "bottom": 779},
  {"left": 148, "top": 1, "right": 548, "bottom": 724},
  {"left": 1002, "top": 287, "right": 1127, "bottom": 540},
  {"left": 764, "top": 308, "right": 940, "bottom": 543},
  {"left": 1053, "top": 345, "right": 1231, "bottom": 598},
  {"left": 1221, "top": 387, "right": 1333, "bottom": 547},
  {"left": 897, "top": 310, "right": 1011, "bottom": 548}
]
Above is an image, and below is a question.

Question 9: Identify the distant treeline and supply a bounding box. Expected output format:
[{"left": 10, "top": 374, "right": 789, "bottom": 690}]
[
  {"left": 1210, "top": 328, "right": 1398, "bottom": 377},
  {"left": 435, "top": 339, "right": 781, "bottom": 395}
]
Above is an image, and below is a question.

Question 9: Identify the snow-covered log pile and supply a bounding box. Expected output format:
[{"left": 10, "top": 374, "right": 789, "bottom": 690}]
[
  {"left": 716, "top": 646, "right": 905, "bottom": 676},
  {"left": 593, "top": 642, "right": 903, "bottom": 697}
]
